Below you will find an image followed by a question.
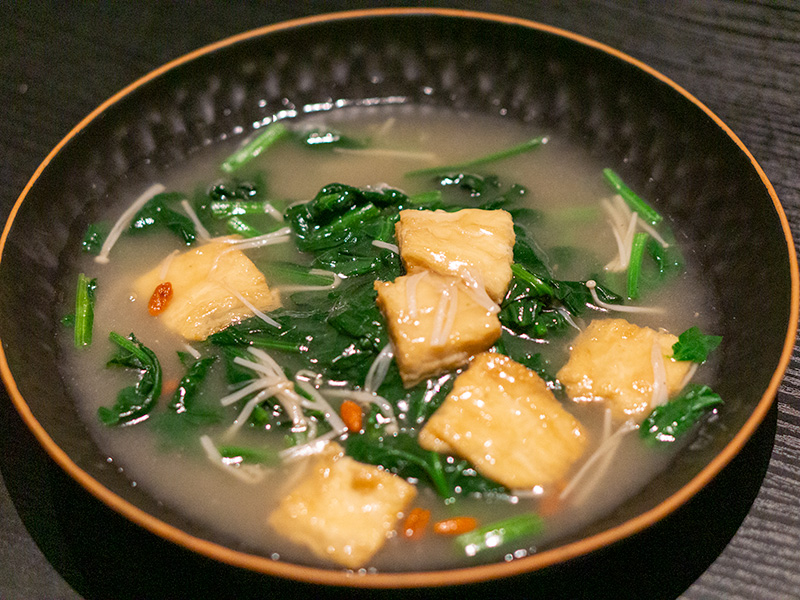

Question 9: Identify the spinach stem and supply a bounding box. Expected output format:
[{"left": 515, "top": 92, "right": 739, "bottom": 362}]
[
  {"left": 455, "top": 513, "right": 544, "bottom": 556},
  {"left": 408, "top": 190, "right": 443, "bottom": 204},
  {"left": 602, "top": 168, "right": 663, "bottom": 225},
  {"left": 316, "top": 203, "right": 380, "bottom": 238},
  {"left": 427, "top": 451, "right": 453, "bottom": 499},
  {"left": 510, "top": 263, "right": 556, "bottom": 297},
  {"left": 226, "top": 216, "right": 264, "bottom": 238},
  {"left": 74, "top": 273, "right": 97, "bottom": 347},
  {"left": 210, "top": 199, "right": 270, "bottom": 218},
  {"left": 627, "top": 232, "right": 650, "bottom": 299},
  {"left": 406, "top": 136, "right": 547, "bottom": 177},
  {"left": 221, "top": 122, "right": 289, "bottom": 173}
]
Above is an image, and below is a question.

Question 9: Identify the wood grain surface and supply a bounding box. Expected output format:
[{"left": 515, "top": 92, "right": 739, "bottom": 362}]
[{"left": 1, "top": 2, "right": 798, "bottom": 599}]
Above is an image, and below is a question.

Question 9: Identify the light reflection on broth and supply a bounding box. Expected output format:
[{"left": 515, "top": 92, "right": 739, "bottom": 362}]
[{"left": 58, "top": 108, "right": 718, "bottom": 571}]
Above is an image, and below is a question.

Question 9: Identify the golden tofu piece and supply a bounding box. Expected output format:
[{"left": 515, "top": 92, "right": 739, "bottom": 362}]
[
  {"left": 395, "top": 208, "right": 515, "bottom": 303},
  {"left": 375, "top": 271, "right": 502, "bottom": 387},
  {"left": 267, "top": 443, "right": 416, "bottom": 569},
  {"left": 134, "top": 238, "right": 280, "bottom": 341},
  {"left": 419, "top": 352, "right": 588, "bottom": 490},
  {"left": 557, "top": 318, "right": 693, "bottom": 421}
]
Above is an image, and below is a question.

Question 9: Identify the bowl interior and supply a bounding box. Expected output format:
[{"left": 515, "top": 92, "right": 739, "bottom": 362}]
[{"left": 0, "top": 9, "right": 795, "bottom": 587}]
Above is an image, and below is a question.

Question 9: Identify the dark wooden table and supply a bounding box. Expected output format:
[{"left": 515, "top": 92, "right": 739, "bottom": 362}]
[{"left": 2, "top": 2, "right": 798, "bottom": 598}]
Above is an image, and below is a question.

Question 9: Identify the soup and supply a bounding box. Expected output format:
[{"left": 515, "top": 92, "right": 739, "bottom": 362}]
[{"left": 59, "top": 108, "right": 722, "bottom": 572}]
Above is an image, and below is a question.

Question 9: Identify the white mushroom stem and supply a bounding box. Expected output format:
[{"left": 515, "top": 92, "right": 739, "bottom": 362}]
[
  {"left": 95, "top": 183, "right": 165, "bottom": 264},
  {"left": 586, "top": 280, "right": 664, "bottom": 315},
  {"left": 180, "top": 199, "right": 212, "bottom": 242},
  {"left": 276, "top": 269, "right": 341, "bottom": 293},
  {"left": 218, "top": 226, "right": 293, "bottom": 250},
  {"left": 364, "top": 344, "right": 395, "bottom": 393},
  {"left": 199, "top": 435, "right": 267, "bottom": 484},
  {"left": 559, "top": 419, "right": 639, "bottom": 505},
  {"left": 650, "top": 341, "right": 669, "bottom": 408},
  {"left": 372, "top": 240, "right": 400, "bottom": 254}
]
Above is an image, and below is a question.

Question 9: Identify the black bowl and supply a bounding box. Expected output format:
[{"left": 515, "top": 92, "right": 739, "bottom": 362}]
[{"left": 0, "top": 7, "right": 797, "bottom": 593}]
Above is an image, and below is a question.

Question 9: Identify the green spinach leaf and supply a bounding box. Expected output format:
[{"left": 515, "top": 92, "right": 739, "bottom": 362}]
[
  {"left": 640, "top": 384, "right": 723, "bottom": 445},
  {"left": 672, "top": 326, "right": 722, "bottom": 363},
  {"left": 98, "top": 332, "right": 162, "bottom": 426}
]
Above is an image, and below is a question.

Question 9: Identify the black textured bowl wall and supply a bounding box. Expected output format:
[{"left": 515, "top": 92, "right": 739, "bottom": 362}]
[{"left": 0, "top": 11, "right": 794, "bottom": 579}]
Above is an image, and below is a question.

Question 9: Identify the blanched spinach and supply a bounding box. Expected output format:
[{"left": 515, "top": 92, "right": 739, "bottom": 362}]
[
  {"left": 210, "top": 278, "right": 392, "bottom": 385},
  {"left": 346, "top": 410, "right": 506, "bottom": 500},
  {"left": 513, "top": 232, "right": 553, "bottom": 278},
  {"left": 640, "top": 384, "right": 723, "bottom": 445},
  {"left": 193, "top": 175, "right": 280, "bottom": 238},
  {"left": 456, "top": 513, "right": 544, "bottom": 557},
  {"left": 499, "top": 263, "right": 621, "bottom": 339},
  {"left": 646, "top": 235, "right": 684, "bottom": 278},
  {"left": 672, "top": 326, "right": 722, "bottom": 363},
  {"left": 437, "top": 172, "right": 534, "bottom": 218},
  {"left": 98, "top": 332, "right": 162, "bottom": 426},
  {"left": 284, "top": 183, "right": 413, "bottom": 261},
  {"left": 129, "top": 192, "right": 196, "bottom": 245},
  {"left": 170, "top": 354, "right": 218, "bottom": 417},
  {"left": 81, "top": 223, "right": 108, "bottom": 255}
]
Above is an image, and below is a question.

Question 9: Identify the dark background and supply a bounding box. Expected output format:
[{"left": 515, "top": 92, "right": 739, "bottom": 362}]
[{"left": 1, "top": 2, "right": 799, "bottom": 599}]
